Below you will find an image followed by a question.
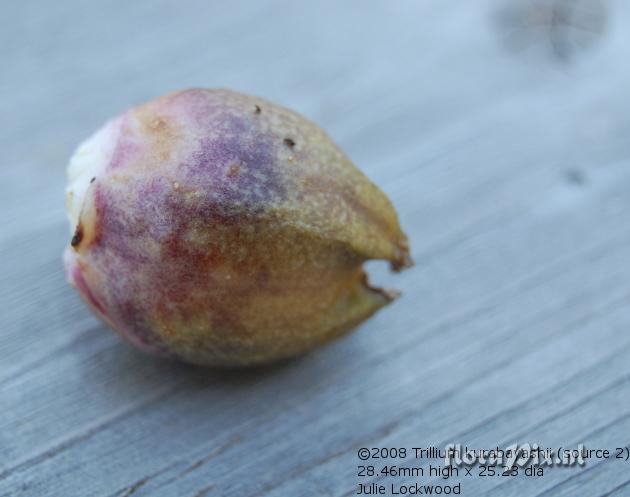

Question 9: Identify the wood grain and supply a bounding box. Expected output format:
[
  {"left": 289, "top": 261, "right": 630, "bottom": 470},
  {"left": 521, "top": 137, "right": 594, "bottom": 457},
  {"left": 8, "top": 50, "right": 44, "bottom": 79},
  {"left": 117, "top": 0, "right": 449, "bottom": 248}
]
[{"left": 2, "top": 0, "right": 630, "bottom": 495}]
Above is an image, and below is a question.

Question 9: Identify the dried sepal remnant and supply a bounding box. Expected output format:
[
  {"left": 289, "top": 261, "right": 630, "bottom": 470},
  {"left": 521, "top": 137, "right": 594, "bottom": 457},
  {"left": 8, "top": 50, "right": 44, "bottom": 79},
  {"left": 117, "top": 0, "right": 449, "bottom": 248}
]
[
  {"left": 70, "top": 224, "right": 83, "bottom": 248},
  {"left": 64, "top": 88, "right": 412, "bottom": 367}
]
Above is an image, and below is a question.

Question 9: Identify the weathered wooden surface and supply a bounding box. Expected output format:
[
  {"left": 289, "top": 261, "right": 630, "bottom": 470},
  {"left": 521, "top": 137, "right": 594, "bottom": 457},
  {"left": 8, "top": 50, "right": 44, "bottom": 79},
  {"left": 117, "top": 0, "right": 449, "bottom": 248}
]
[{"left": 2, "top": 0, "right": 630, "bottom": 495}]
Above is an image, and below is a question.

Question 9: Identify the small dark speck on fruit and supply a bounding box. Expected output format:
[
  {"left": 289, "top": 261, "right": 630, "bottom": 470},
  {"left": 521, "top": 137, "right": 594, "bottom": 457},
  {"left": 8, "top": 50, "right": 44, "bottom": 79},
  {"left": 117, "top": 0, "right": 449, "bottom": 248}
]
[
  {"left": 283, "top": 138, "right": 295, "bottom": 148},
  {"left": 254, "top": 105, "right": 261, "bottom": 114},
  {"left": 71, "top": 224, "right": 84, "bottom": 248},
  {"left": 90, "top": 177, "right": 96, "bottom": 183}
]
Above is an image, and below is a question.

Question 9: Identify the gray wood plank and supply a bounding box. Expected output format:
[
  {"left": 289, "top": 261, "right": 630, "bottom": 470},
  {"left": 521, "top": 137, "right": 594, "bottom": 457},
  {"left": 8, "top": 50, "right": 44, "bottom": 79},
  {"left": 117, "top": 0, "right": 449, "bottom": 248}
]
[{"left": 2, "top": 0, "right": 630, "bottom": 496}]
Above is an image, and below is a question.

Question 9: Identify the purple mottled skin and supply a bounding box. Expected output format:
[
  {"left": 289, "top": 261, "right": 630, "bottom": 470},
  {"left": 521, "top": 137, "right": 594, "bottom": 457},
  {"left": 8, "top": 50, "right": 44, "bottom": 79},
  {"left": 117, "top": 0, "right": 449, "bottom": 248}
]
[{"left": 65, "top": 89, "right": 412, "bottom": 366}]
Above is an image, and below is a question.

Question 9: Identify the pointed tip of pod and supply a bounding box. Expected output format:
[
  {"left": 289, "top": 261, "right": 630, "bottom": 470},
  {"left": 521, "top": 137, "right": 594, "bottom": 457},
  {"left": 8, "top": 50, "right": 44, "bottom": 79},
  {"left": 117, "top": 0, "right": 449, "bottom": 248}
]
[
  {"left": 369, "top": 284, "right": 402, "bottom": 303},
  {"left": 389, "top": 235, "right": 414, "bottom": 273},
  {"left": 360, "top": 271, "right": 401, "bottom": 306}
]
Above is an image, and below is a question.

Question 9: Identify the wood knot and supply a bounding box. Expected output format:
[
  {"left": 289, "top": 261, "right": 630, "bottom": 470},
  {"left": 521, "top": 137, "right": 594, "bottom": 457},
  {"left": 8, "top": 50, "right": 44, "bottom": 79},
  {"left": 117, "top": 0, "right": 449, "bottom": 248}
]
[{"left": 495, "top": 0, "right": 607, "bottom": 63}]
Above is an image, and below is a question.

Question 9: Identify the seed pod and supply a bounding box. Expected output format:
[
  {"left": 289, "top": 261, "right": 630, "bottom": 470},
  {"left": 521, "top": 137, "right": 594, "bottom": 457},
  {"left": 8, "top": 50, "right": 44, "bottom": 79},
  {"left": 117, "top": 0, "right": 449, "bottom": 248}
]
[{"left": 64, "top": 89, "right": 412, "bottom": 366}]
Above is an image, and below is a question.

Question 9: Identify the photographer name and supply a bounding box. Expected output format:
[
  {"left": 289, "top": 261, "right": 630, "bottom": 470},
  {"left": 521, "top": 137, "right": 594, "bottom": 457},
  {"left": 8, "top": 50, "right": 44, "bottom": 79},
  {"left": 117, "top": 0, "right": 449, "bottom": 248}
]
[{"left": 357, "top": 482, "right": 461, "bottom": 495}]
